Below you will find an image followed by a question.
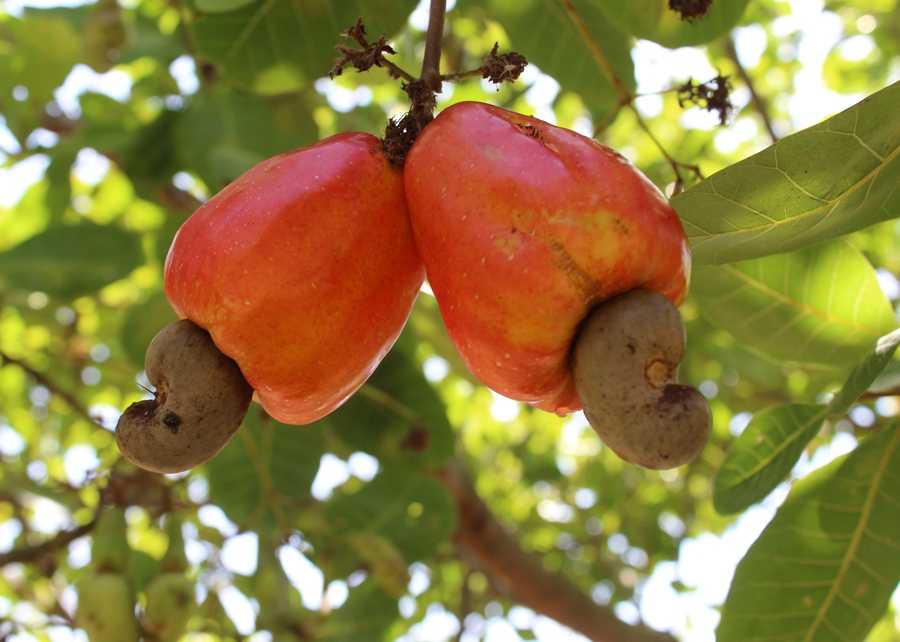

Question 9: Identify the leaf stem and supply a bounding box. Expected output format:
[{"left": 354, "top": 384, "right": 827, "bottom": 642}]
[
  {"left": 593, "top": 101, "right": 626, "bottom": 137},
  {"left": 558, "top": 0, "right": 702, "bottom": 190},
  {"left": 557, "top": 0, "right": 632, "bottom": 104},
  {"left": 627, "top": 104, "right": 703, "bottom": 193},
  {"left": 357, "top": 383, "right": 423, "bottom": 424}
]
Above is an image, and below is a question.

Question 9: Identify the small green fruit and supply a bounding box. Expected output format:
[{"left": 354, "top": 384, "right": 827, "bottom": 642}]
[
  {"left": 142, "top": 572, "right": 196, "bottom": 642},
  {"left": 76, "top": 573, "right": 139, "bottom": 642},
  {"left": 91, "top": 507, "right": 130, "bottom": 573}
]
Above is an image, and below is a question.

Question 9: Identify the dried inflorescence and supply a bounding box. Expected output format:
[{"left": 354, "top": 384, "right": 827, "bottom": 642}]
[
  {"left": 669, "top": 0, "right": 714, "bottom": 22},
  {"left": 677, "top": 75, "right": 735, "bottom": 125},
  {"left": 329, "top": 16, "right": 399, "bottom": 79},
  {"left": 481, "top": 43, "right": 528, "bottom": 85}
]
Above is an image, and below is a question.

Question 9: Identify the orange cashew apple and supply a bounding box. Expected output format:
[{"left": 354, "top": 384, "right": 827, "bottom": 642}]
[
  {"left": 404, "top": 102, "right": 708, "bottom": 468},
  {"left": 116, "top": 133, "right": 425, "bottom": 473}
]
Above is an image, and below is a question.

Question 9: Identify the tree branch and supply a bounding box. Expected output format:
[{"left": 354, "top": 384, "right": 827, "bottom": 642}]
[
  {"left": 0, "top": 520, "right": 96, "bottom": 568},
  {"left": 436, "top": 462, "right": 676, "bottom": 642},
  {"left": 361, "top": 380, "right": 673, "bottom": 641},
  {"left": 723, "top": 35, "right": 778, "bottom": 143},
  {"left": 0, "top": 351, "right": 96, "bottom": 425}
]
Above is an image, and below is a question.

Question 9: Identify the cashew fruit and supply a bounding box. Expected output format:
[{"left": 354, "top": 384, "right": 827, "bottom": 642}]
[
  {"left": 405, "top": 102, "right": 691, "bottom": 416},
  {"left": 162, "top": 132, "right": 425, "bottom": 425}
]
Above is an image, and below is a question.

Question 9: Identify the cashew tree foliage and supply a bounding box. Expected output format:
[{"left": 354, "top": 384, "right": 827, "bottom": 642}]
[{"left": 1, "top": 0, "right": 900, "bottom": 641}]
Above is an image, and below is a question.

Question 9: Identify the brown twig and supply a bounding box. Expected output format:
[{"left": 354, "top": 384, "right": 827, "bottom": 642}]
[
  {"left": 593, "top": 101, "right": 627, "bottom": 137},
  {"left": 858, "top": 388, "right": 900, "bottom": 402},
  {"left": 409, "top": 0, "right": 448, "bottom": 132},
  {"left": 436, "top": 461, "right": 676, "bottom": 642},
  {"left": 0, "top": 350, "right": 96, "bottom": 425},
  {"left": 0, "top": 519, "right": 96, "bottom": 568},
  {"left": 441, "top": 68, "right": 486, "bottom": 83},
  {"left": 420, "top": 0, "right": 447, "bottom": 93},
  {"left": 723, "top": 35, "right": 778, "bottom": 142},
  {"left": 316, "top": 382, "right": 672, "bottom": 642}
]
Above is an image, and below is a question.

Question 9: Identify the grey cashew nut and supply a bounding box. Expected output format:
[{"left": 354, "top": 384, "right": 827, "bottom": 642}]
[
  {"left": 116, "top": 319, "right": 253, "bottom": 474},
  {"left": 572, "top": 289, "right": 711, "bottom": 470}
]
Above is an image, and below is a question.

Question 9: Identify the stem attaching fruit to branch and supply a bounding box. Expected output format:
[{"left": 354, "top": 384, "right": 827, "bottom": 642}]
[
  {"left": 115, "top": 320, "right": 253, "bottom": 474},
  {"left": 572, "top": 289, "right": 711, "bottom": 470},
  {"left": 420, "top": 0, "right": 447, "bottom": 93}
]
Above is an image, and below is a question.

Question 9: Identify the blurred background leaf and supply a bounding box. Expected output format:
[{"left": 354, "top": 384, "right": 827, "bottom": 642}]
[{"left": 189, "top": 0, "right": 420, "bottom": 93}]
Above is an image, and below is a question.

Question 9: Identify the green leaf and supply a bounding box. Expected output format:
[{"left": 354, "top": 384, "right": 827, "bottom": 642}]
[
  {"left": 326, "top": 469, "right": 456, "bottom": 564},
  {"left": 718, "top": 425, "right": 900, "bottom": 642},
  {"left": 691, "top": 239, "right": 898, "bottom": 368},
  {"left": 592, "top": 0, "right": 749, "bottom": 47},
  {"left": 318, "top": 580, "right": 398, "bottom": 642},
  {"left": 44, "top": 146, "right": 77, "bottom": 222},
  {"left": 869, "top": 361, "right": 900, "bottom": 395},
  {"left": 127, "top": 549, "right": 161, "bottom": 594},
  {"left": 119, "top": 110, "right": 183, "bottom": 197},
  {"left": 118, "top": 11, "right": 189, "bottom": 64},
  {"left": 828, "top": 329, "right": 900, "bottom": 416},
  {"left": 0, "top": 14, "right": 81, "bottom": 108},
  {"left": 195, "top": 0, "right": 257, "bottom": 12},
  {"left": 189, "top": 0, "right": 419, "bottom": 93},
  {"left": 329, "top": 348, "right": 455, "bottom": 468},
  {"left": 675, "top": 82, "right": 900, "bottom": 265},
  {"left": 343, "top": 532, "right": 410, "bottom": 599},
  {"left": 121, "top": 292, "right": 179, "bottom": 366},
  {"left": 714, "top": 403, "right": 827, "bottom": 515},
  {"left": 206, "top": 409, "right": 326, "bottom": 527},
  {"left": 0, "top": 223, "right": 143, "bottom": 298},
  {"left": 174, "top": 91, "right": 308, "bottom": 192},
  {"left": 459, "top": 0, "right": 635, "bottom": 119}
]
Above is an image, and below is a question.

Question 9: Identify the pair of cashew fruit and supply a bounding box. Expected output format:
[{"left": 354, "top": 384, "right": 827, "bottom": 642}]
[
  {"left": 116, "top": 101, "right": 711, "bottom": 473},
  {"left": 76, "top": 509, "right": 195, "bottom": 642}
]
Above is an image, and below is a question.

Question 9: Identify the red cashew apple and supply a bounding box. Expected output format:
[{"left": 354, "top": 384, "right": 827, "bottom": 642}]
[
  {"left": 116, "top": 133, "right": 425, "bottom": 473},
  {"left": 405, "top": 102, "right": 709, "bottom": 469}
]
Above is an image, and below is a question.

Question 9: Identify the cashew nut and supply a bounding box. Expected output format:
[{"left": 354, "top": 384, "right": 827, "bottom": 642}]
[
  {"left": 572, "top": 289, "right": 711, "bottom": 470},
  {"left": 116, "top": 320, "right": 253, "bottom": 473}
]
